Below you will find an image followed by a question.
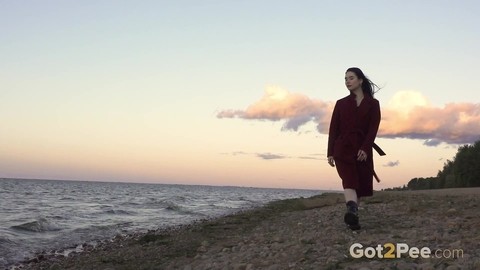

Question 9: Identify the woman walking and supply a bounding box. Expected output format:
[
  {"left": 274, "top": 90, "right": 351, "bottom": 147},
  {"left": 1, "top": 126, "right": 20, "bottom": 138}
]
[{"left": 327, "top": 67, "right": 383, "bottom": 230}]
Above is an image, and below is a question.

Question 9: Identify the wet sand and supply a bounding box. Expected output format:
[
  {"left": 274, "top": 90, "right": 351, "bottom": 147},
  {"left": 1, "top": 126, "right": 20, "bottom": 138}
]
[{"left": 23, "top": 188, "right": 480, "bottom": 270}]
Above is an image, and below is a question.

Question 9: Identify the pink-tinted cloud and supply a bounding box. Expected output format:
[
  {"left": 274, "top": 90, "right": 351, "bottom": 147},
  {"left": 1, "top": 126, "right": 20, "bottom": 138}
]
[
  {"left": 217, "top": 87, "right": 480, "bottom": 145},
  {"left": 380, "top": 101, "right": 480, "bottom": 144},
  {"left": 217, "top": 86, "right": 334, "bottom": 132}
]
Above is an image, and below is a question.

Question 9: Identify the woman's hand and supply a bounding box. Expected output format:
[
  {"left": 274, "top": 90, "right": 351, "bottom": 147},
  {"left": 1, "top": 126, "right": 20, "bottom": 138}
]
[
  {"left": 327, "top": 156, "right": 335, "bottom": 167},
  {"left": 357, "top": 150, "right": 367, "bottom": 161}
]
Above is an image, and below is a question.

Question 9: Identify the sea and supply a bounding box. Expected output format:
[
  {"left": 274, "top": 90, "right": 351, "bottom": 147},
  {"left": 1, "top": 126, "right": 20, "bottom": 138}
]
[{"left": 0, "top": 178, "right": 324, "bottom": 268}]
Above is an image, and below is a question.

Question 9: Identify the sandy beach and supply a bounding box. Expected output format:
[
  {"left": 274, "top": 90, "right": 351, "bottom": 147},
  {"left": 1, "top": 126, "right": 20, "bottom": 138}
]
[{"left": 23, "top": 188, "right": 480, "bottom": 270}]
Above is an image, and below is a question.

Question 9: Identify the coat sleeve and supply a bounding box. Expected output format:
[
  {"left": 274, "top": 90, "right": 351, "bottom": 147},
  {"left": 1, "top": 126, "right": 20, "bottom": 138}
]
[
  {"left": 360, "top": 99, "right": 381, "bottom": 153},
  {"left": 327, "top": 101, "right": 340, "bottom": 157}
]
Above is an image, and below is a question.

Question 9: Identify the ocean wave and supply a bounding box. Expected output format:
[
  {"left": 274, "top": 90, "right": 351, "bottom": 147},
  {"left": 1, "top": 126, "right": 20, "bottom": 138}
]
[
  {"left": 164, "top": 202, "right": 206, "bottom": 217},
  {"left": 11, "top": 218, "right": 61, "bottom": 232},
  {"left": 104, "top": 209, "right": 134, "bottom": 215},
  {"left": 0, "top": 236, "right": 15, "bottom": 245},
  {"left": 119, "top": 201, "right": 142, "bottom": 206},
  {"left": 144, "top": 198, "right": 189, "bottom": 210},
  {"left": 0, "top": 179, "right": 322, "bottom": 268},
  {"left": 165, "top": 202, "right": 182, "bottom": 211},
  {"left": 172, "top": 195, "right": 188, "bottom": 202}
]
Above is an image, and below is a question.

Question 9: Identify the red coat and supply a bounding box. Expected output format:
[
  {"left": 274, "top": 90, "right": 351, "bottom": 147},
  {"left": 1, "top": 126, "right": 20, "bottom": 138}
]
[{"left": 327, "top": 94, "right": 381, "bottom": 197}]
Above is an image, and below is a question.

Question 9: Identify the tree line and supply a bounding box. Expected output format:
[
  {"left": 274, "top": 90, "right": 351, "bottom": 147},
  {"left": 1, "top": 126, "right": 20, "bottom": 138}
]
[{"left": 384, "top": 139, "right": 480, "bottom": 191}]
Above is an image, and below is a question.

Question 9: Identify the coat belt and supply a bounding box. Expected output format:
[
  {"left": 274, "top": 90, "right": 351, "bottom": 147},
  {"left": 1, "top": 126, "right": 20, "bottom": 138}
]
[{"left": 373, "top": 143, "right": 386, "bottom": 156}]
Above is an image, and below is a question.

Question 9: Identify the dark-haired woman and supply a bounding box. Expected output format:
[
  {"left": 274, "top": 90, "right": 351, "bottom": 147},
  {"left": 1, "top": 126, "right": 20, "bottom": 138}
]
[{"left": 327, "top": 67, "right": 383, "bottom": 230}]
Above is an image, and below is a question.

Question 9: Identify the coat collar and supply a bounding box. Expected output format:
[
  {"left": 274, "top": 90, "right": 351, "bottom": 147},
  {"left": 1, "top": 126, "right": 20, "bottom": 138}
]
[
  {"left": 347, "top": 92, "right": 373, "bottom": 101},
  {"left": 346, "top": 93, "right": 374, "bottom": 106}
]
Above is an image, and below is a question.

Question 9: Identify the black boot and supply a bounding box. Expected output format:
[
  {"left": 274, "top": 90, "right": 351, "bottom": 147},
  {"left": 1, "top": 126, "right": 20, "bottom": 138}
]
[{"left": 344, "top": 201, "right": 361, "bottom": 230}]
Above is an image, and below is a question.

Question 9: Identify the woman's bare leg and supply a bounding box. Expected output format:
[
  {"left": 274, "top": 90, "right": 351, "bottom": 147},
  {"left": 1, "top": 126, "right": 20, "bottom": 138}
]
[{"left": 344, "top": 188, "right": 358, "bottom": 203}]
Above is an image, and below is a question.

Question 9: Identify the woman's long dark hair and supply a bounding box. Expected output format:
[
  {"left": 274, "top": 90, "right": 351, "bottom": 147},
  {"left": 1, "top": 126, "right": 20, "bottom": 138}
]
[{"left": 346, "top": 67, "right": 380, "bottom": 97}]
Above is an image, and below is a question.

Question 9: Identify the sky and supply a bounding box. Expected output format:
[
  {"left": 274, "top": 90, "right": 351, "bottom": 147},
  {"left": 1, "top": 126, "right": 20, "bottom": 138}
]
[{"left": 1, "top": 0, "right": 479, "bottom": 190}]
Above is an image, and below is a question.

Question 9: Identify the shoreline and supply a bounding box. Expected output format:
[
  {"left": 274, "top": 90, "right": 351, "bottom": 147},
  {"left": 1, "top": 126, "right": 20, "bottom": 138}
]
[
  {"left": 22, "top": 188, "right": 480, "bottom": 269},
  {"left": 1, "top": 179, "right": 323, "bottom": 269}
]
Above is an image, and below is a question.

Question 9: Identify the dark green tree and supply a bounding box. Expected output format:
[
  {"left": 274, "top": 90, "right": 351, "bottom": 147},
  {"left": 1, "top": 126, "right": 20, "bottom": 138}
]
[{"left": 403, "top": 139, "right": 480, "bottom": 190}]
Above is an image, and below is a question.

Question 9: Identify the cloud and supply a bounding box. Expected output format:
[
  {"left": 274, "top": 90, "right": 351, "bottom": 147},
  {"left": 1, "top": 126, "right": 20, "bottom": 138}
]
[
  {"left": 217, "top": 87, "right": 480, "bottom": 145},
  {"left": 222, "top": 151, "right": 322, "bottom": 161},
  {"left": 217, "top": 86, "right": 334, "bottom": 133},
  {"left": 383, "top": 160, "right": 400, "bottom": 167},
  {"left": 256, "top": 153, "right": 287, "bottom": 160},
  {"left": 220, "top": 151, "right": 248, "bottom": 156},
  {"left": 379, "top": 91, "right": 480, "bottom": 144},
  {"left": 423, "top": 139, "right": 442, "bottom": 147},
  {"left": 297, "top": 156, "right": 322, "bottom": 160}
]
